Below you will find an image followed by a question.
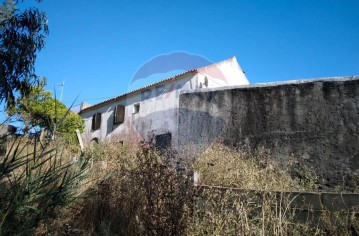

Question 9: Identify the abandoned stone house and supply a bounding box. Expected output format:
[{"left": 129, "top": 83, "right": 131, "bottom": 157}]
[{"left": 79, "top": 57, "right": 249, "bottom": 148}]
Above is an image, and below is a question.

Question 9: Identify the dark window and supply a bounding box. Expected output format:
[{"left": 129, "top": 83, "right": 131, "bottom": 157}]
[
  {"left": 92, "top": 113, "right": 101, "bottom": 130},
  {"left": 114, "top": 105, "right": 125, "bottom": 124},
  {"left": 204, "top": 76, "right": 208, "bottom": 87},
  {"left": 133, "top": 103, "right": 140, "bottom": 114},
  {"left": 155, "top": 133, "right": 172, "bottom": 149}
]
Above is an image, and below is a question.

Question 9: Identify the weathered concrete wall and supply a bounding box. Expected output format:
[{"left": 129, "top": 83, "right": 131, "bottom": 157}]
[
  {"left": 179, "top": 76, "right": 359, "bottom": 190},
  {"left": 196, "top": 185, "right": 359, "bottom": 227},
  {"left": 198, "top": 185, "right": 359, "bottom": 212}
]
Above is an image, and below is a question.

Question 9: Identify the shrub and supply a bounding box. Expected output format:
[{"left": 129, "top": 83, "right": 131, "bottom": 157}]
[
  {"left": 62, "top": 142, "right": 359, "bottom": 235},
  {"left": 0, "top": 135, "right": 90, "bottom": 235},
  {"left": 70, "top": 143, "right": 193, "bottom": 235}
]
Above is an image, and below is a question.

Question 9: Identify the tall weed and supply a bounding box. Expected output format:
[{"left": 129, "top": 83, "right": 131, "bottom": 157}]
[
  {"left": 0, "top": 135, "right": 90, "bottom": 235},
  {"left": 70, "top": 143, "right": 193, "bottom": 236}
]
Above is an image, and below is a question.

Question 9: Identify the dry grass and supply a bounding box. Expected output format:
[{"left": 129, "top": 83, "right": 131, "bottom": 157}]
[
  {"left": 59, "top": 143, "right": 193, "bottom": 236},
  {"left": 188, "top": 187, "right": 359, "bottom": 236},
  {"left": 188, "top": 188, "right": 300, "bottom": 236},
  {"left": 194, "top": 143, "right": 317, "bottom": 192},
  {"left": 36, "top": 141, "right": 359, "bottom": 235},
  {"left": 189, "top": 144, "right": 359, "bottom": 235}
]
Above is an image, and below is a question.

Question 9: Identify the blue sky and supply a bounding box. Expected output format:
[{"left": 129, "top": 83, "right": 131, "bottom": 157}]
[{"left": 12, "top": 0, "right": 359, "bottom": 108}]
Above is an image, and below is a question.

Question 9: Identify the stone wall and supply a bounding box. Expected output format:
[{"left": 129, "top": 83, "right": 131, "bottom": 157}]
[
  {"left": 196, "top": 185, "right": 359, "bottom": 227},
  {"left": 179, "top": 76, "right": 359, "bottom": 190}
]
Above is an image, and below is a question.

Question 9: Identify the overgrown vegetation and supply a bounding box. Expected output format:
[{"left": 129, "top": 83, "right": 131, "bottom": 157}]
[
  {"left": 0, "top": 1, "right": 91, "bottom": 234},
  {"left": 0, "top": 135, "right": 90, "bottom": 235},
  {"left": 7, "top": 77, "right": 84, "bottom": 144},
  {"left": 1, "top": 135, "right": 358, "bottom": 235},
  {"left": 31, "top": 142, "right": 356, "bottom": 236},
  {"left": 194, "top": 144, "right": 318, "bottom": 192},
  {"left": 63, "top": 143, "right": 194, "bottom": 236},
  {"left": 189, "top": 187, "right": 359, "bottom": 236}
]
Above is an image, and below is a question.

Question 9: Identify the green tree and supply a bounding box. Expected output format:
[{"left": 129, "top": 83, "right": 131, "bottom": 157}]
[
  {"left": 0, "top": 0, "right": 48, "bottom": 106},
  {"left": 8, "top": 77, "right": 84, "bottom": 143},
  {"left": 0, "top": 2, "right": 91, "bottom": 234}
]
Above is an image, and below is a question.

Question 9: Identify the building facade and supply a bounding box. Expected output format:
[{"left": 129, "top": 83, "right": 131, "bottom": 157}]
[{"left": 79, "top": 57, "right": 249, "bottom": 148}]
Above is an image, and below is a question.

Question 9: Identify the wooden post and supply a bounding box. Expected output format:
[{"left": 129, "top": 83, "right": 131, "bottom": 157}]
[{"left": 75, "top": 129, "right": 84, "bottom": 153}]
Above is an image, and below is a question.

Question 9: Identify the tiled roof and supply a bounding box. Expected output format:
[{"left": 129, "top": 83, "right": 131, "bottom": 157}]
[{"left": 79, "top": 69, "right": 197, "bottom": 113}]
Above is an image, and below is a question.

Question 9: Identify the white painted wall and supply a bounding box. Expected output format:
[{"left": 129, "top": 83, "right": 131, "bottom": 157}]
[
  {"left": 80, "top": 74, "right": 195, "bottom": 147},
  {"left": 80, "top": 57, "right": 249, "bottom": 148},
  {"left": 195, "top": 57, "right": 249, "bottom": 89}
]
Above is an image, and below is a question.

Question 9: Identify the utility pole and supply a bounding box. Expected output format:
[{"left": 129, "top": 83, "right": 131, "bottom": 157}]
[{"left": 59, "top": 81, "right": 65, "bottom": 102}]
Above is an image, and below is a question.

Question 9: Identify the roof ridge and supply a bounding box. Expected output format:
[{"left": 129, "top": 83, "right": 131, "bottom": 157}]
[
  {"left": 79, "top": 57, "right": 236, "bottom": 113},
  {"left": 79, "top": 69, "right": 197, "bottom": 113},
  {"left": 197, "top": 56, "right": 236, "bottom": 70}
]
